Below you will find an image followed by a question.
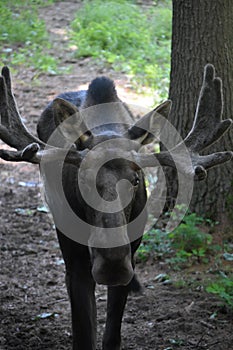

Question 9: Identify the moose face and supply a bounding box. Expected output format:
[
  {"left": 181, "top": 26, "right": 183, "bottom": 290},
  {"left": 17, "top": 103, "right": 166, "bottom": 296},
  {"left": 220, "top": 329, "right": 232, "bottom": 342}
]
[
  {"left": 75, "top": 129, "right": 142, "bottom": 286},
  {"left": 83, "top": 156, "right": 142, "bottom": 286}
]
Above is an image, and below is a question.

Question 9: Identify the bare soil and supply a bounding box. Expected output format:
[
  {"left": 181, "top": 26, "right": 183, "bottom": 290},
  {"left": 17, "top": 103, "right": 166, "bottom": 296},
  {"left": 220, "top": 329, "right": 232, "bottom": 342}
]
[{"left": 0, "top": 2, "right": 232, "bottom": 350}]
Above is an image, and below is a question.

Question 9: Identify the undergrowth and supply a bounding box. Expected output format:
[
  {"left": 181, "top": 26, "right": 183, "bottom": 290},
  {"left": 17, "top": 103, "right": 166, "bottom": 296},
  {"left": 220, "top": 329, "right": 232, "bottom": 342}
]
[
  {"left": 206, "top": 275, "right": 233, "bottom": 308},
  {"left": 1, "top": 0, "right": 172, "bottom": 91},
  {"left": 69, "top": 0, "right": 172, "bottom": 100},
  {"left": 137, "top": 207, "right": 233, "bottom": 309},
  {"left": 138, "top": 210, "right": 215, "bottom": 265},
  {"left": 0, "top": 0, "right": 59, "bottom": 74}
]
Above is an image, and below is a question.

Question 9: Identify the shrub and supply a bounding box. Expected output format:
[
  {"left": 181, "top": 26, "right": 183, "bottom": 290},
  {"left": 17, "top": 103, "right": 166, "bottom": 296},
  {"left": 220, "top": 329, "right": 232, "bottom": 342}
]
[
  {"left": 69, "top": 0, "right": 172, "bottom": 100},
  {"left": 207, "top": 276, "right": 233, "bottom": 308},
  {"left": 0, "top": 1, "right": 58, "bottom": 73}
]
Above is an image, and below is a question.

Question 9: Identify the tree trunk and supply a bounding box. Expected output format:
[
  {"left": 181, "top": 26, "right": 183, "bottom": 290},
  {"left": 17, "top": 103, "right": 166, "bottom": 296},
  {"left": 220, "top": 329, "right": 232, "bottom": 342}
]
[{"left": 163, "top": 0, "right": 233, "bottom": 224}]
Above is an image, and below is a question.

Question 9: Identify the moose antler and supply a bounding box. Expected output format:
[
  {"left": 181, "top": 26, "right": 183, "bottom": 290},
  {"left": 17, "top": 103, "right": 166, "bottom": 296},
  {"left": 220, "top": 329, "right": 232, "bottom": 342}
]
[
  {"left": 0, "top": 65, "right": 232, "bottom": 179},
  {"left": 134, "top": 64, "right": 232, "bottom": 180},
  {"left": 0, "top": 66, "right": 84, "bottom": 165}
]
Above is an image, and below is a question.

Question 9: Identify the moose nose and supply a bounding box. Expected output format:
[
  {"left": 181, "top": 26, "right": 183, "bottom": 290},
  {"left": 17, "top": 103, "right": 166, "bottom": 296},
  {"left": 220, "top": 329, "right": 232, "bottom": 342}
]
[{"left": 91, "top": 255, "right": 134, "bottom": 286}]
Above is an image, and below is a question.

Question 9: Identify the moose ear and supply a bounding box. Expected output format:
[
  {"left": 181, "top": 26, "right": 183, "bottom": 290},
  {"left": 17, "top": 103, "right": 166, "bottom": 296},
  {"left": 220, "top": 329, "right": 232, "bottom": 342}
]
[
  {"left": 126, "top": 100, "right": 172, "bottom": 145},
  {"left": 52, "top": 98, "right": 92, "bottom": 145}
]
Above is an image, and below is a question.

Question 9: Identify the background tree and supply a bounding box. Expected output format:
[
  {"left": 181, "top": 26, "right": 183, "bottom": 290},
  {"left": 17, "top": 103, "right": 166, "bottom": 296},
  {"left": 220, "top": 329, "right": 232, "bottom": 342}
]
[{"left": 162, "top": 0, "right": 233, "bottom": 225}]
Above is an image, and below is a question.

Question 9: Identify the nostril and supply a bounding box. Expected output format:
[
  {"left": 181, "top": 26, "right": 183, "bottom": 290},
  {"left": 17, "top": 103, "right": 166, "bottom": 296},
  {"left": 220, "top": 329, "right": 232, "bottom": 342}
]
[{"left": 104, "top": 217, "right": 108, "bottom": 224}]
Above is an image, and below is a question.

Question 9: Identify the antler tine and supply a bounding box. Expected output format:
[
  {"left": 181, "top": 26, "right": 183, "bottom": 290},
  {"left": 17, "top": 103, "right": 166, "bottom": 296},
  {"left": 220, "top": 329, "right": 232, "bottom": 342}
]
[
  {"left": 133, "top": 64, "right": 232, "bottom": 180},
  {"left": 0, "top": 142, "right": 85, "bottom": 166},
  {"left": 0, "top": 66, "right": 45, "bottom": 150},
  {"left": 184, "top": 64, "right": 232, "bottom": 152},
  {"left": 0, "top": 66, "right": 86, "bottom": 166},
  {"left": 0, "top": 70, "right": 9, "bottom": 126}
]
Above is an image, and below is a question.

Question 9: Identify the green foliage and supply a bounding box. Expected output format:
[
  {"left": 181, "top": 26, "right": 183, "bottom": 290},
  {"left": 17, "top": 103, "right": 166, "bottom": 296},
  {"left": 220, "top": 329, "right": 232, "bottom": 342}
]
[
  {"left": 137, "top": 228, "right": 171, "bottom": 261},
  {"left": 207, "top": 276, "right": 233, "bottom": 308},
  {"left": 0, "top": 2, "right": 46, "bottom": 45},
  {"left": 137, "top": 210, "right": 214, "bottom": 265},
  {"left": 0, "top": 1, "right": 58, "bottom": 73},
  {"left": 137, "top": 207, "right": 233, "bottom": 308},
  {"left": 69, "top": 0, "right": 172, "bottom": 99},
  {"left": 169, "top": 213, "right": 213, "bottom": 260}
]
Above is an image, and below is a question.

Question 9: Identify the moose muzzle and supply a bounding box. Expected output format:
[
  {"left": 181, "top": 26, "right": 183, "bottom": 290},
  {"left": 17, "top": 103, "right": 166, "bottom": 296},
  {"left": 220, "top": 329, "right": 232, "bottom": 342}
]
[{"left": 89, "top": 227, "right": 134, "bottom": 286}]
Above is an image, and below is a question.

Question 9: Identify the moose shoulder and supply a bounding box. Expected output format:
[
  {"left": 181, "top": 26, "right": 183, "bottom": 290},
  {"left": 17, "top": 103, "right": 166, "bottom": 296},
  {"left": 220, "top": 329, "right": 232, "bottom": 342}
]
[{"left": 0, "top": 65, "right": 232, "bottom": 350}]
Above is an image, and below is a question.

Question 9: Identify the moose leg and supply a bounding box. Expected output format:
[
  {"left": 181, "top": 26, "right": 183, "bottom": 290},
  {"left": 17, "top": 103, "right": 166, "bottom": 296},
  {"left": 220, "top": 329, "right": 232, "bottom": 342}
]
[
  {"left": 57, "top": 231, "right": 97, "bottom": 350},
  {"left": 66, "top": 268, "right": 97, "bottom": 350},
  {"left": 102, "top": 285, "right": 129, "bottom": 350}
]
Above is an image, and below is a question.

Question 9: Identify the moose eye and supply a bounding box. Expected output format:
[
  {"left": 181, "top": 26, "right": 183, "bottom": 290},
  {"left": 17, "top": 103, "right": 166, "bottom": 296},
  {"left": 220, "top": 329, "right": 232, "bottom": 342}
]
[{"left": 131, "top": 175, "right": 140, "bottom": 187}]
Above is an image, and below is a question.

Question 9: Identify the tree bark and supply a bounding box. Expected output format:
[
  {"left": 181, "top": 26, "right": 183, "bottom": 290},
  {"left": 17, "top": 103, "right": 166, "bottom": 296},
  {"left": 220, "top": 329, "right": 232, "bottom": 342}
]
[{"left": 163, "top": 0, "right": 233, "bottom": 223}]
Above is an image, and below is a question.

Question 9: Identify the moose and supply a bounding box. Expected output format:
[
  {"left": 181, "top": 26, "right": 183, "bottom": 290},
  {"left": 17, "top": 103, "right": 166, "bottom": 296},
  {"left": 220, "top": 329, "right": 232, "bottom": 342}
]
[{"left": 0, "top": 64, "right": 232, "bottom": 350}]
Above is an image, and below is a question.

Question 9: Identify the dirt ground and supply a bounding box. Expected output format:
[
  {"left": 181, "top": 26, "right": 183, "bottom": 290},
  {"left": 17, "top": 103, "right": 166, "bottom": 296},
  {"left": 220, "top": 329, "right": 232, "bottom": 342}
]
[{"left": 0, "top": 2, "right": 233, "bottom": 350}]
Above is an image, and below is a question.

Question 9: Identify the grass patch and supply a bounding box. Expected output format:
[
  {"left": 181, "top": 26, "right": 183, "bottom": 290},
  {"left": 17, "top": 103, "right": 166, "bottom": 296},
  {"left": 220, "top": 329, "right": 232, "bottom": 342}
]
[
  {"left": 138, "top": 209, "right": 216, "bottom": 266},
  {"left": 137, "top": 228, "right": 172, "bottom": 262},
  {"left": 206, "top": 275, "right": 233, "bottom": 308},
  {"left": 168, "top": 212, "right": 213, "bottom": 264},
  {"left": 137, "top": 207, "right": 233, "bottom": 309},
  {"left": 69, "top": 0, "right": 172, "bottom": 100},
  {"left": 0, "top": 0, "right": 59, "bottom": 74}
]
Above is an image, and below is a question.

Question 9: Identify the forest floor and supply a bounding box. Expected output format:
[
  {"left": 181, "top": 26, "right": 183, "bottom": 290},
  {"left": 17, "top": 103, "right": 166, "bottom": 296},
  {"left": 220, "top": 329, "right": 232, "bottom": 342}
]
[{"left": 0, "top": 1, "right": 232, "bottom": 350}]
